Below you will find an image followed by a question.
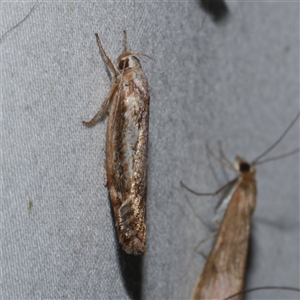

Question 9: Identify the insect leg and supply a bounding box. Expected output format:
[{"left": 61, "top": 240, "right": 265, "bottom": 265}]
[
  {"left": 180, "top": 177, "right": 238, "bottom": 196},
  {"left": 82, "top": 81, "right": 119, "bottom": 126},
  {"left": 206, "top": 141, "right": 236, "bottom": 172},
  {"left": 95, "top": 33, "right": 118, "bottom": 80}
]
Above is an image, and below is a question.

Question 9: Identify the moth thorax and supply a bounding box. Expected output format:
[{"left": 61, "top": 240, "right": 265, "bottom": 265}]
[{"left": 117, "top": 55, "right": 141, "bottom": 72}]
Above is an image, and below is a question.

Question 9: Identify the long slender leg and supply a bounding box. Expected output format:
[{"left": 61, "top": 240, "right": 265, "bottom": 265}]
[
  {"left": 195, "top": 232, "right": 217, "bottom": 252},
  {"left": 180, "top": 177, "right": 238, "bottom": 196},
  {"left": 83, "top": 34, "right": 120, "bottom": 126},
  {"left": 206, "top": 142, "right": 236, "bottom": 172},
  {"left": 82, "top": 81, "right": 119, "bottom": 126},
  {"left": 218, "top": 141, "right": 233, "bottom": 169},
  {"left": 95, "top": 33, "right": 118, "bottom": 80}
]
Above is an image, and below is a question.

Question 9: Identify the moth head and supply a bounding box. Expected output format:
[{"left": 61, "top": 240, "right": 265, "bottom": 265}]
[
  {"left": 117, "top": 51, "right": 141, "bottom": 72},
  {"left": 235, "top": 156, "right": 255, "bottom": 173}
]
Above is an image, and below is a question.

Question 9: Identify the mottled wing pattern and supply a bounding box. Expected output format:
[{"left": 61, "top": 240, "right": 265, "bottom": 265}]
[{"left": 106, "top": 67, "right": 149, "bottom": 255}]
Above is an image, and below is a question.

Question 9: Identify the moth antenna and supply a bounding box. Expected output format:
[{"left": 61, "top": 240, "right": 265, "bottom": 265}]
[
  {"left": 130, "top": 51, "right": 155, "bottom": 61},
  {"left": 224, "top": 286, "right": 300, "bottom": 300},
  {"left": 252, "top": 112, "right": 300, "bottom": 164},
  {"left": 122, "top": 30, "right": 127, "bottom": 52},
  {"left": 255, "top": 147, "right": 300, "bottom": 165},
  {"left": 139, "top": 57, "right": 148, "bottom": 65},
  {"left": 134, "top": 0, "right": 136, "bottom": 38},
  {"left": 194, "top": 232, "right": 217, "bottom": 251}
]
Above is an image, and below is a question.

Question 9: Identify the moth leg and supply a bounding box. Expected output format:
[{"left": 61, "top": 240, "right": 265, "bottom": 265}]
[
  {"left": 218, "top": 141, "right": 234, "bottom": 169},
  {"left": 206, "top": 141, "right": 236, "bottom": 172},
  {"left": 180, "top": 177, "right": 238, "bottom": 196},
  {"left": 83, "top": 33, "right": 120, "bottom": 126},
  {"left": 199, "top": 251, "right": 207, "bottom": 260},
  {"left": 95, "top": 33, "right": 118, "bottom": 79},
  {"left": 195, "top": 231, "right": 217, "bottom": 253},
  {"left": 213, "top": 217, "right": 221, "bottom": 228},
  {"left": 103, "top": 161, "right": 107, "bottom": 187},
  {"left": 82, "top": 81, "right": 118, "bottom": 126}
]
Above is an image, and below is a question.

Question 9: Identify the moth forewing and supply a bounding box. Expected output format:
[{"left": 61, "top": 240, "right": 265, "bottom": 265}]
[{"left": 83, "top": 32, "right": 150, "bottom": 255}]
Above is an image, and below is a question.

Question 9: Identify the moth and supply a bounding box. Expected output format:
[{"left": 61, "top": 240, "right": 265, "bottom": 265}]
[
  {"left": 181, "top": 113, "right": 300, "bottom": 299},
  {"left": 83, "top": 31, "right": 150, "bottom": 255}
]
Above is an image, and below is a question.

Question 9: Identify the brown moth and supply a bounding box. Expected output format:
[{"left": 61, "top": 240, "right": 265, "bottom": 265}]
[
  {"left": 181, "top": 113, "right": 300, "bottom": 299},
  {"left": 189, "top": 155, "right": 256, "bottom": 300},
  {"left": 83, "top": 31, "right": 150, "bottom": 255}
]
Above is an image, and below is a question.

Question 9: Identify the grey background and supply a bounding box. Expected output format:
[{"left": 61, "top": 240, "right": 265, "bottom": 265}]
[{"left": 1, "top": 1, "right": 299, "bottom": 299}]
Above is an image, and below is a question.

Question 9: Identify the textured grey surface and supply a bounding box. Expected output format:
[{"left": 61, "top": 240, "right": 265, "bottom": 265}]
[{"left": 1, "top": 1, "right": 299, "bottom": 300}]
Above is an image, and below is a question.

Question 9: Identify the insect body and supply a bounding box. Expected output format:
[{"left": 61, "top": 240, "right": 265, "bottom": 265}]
[
  {"left": 181, "top": 113, "right": 300, "bottom": 299},
  {"left": 191, "top": 157, "right": 256, "bottom": 300},
  {"left": 83, "top": 31, "right": 150, "bottom": 255}
]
